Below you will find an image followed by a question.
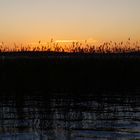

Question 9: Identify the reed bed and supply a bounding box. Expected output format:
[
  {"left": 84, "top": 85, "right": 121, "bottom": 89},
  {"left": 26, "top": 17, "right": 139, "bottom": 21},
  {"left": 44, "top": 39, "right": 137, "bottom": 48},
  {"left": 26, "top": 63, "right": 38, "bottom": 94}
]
[{"left": 0, "top": 38, "right": 140, "bottom": 53}]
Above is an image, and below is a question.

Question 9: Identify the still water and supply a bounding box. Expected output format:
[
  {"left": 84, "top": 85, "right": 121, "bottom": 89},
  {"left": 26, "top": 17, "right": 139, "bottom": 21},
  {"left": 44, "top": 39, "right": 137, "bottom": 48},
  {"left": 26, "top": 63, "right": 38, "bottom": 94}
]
[{"left": 0, "top": 93, "right": 140, "bottom": 140}]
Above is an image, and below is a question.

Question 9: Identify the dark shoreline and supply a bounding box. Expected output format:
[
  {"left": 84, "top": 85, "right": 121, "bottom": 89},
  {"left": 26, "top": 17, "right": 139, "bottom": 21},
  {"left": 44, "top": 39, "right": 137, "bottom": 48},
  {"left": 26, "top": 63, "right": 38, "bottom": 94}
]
[{"left": 0, "top": 52, "right": 140, "bottom": 95}]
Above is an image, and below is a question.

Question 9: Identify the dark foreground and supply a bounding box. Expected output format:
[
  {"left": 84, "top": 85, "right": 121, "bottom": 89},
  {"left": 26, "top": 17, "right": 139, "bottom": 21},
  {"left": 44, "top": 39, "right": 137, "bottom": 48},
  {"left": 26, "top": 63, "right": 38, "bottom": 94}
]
[
  {"left": 0, "top": 93, "right": 140, "bottom": 140},
  {"left": 0, "top": 52, "right": 140, "bottom": 140},
  {"left": 0, "top": 52, "right": 140, "bottom": 93}
]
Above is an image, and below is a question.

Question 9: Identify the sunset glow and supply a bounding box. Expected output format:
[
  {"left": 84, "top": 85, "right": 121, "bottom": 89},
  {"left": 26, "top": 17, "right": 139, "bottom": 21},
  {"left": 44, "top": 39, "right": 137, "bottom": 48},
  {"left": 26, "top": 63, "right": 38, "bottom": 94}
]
[
  {"left": 55, "top": 40, "right": 80, "bottom": 43},
  {"left": 0, "top": 0, "right": 140, "bottom": 46},
  {"left": 55, "top": 39, "right": 97, "bottom": 43}
]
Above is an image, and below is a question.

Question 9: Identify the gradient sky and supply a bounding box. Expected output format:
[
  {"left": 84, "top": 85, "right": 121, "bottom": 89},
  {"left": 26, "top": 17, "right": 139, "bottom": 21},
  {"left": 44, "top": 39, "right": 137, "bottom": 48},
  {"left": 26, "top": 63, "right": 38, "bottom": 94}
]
[{"left": 0, "top": 0, "right": 140, "bottom": 43}]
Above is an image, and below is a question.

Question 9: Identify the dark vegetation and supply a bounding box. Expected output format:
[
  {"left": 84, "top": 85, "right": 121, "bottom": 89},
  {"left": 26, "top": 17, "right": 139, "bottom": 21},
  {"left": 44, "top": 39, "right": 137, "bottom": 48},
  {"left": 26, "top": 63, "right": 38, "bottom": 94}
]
[
  {"left": 0, "top": 51, "right": 140, "bottom": 95},
  {"left": 0, "top": 38, "right": 140, "bottom": 53}
]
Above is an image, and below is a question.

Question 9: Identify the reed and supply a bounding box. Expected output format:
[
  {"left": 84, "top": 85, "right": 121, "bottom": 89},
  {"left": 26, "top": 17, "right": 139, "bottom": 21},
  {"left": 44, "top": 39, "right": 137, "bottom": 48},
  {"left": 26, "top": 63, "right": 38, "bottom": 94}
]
[{"left": 0, "top": 38, "right": 140, "bottom": 53}]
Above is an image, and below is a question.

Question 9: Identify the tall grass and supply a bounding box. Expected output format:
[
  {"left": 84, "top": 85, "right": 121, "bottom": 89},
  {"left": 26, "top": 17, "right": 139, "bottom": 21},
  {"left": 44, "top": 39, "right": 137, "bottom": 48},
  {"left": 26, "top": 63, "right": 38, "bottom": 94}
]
[{"left": 0, "top": 38, "right": 140, "bottom": 53}]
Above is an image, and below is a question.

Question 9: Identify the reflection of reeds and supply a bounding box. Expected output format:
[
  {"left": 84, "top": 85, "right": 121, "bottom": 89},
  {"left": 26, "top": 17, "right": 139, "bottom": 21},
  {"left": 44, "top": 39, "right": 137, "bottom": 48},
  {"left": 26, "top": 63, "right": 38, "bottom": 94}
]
[{"left": 0, "top": 38, "right": 140, "bottom": 53}]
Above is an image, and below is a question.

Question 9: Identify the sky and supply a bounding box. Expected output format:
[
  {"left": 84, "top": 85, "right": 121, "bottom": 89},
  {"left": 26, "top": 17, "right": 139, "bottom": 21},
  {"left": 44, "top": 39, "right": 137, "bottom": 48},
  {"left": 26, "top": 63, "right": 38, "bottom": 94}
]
[{"left": 0, "top": 0, "right": 140, "bottom": 44}]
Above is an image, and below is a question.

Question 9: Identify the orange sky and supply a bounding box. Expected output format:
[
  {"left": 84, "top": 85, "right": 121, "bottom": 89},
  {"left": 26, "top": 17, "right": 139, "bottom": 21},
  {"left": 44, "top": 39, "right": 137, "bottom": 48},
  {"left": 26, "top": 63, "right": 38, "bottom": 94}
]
[{"left": 0, "top": 0, "right": 140, "bottom": 45}]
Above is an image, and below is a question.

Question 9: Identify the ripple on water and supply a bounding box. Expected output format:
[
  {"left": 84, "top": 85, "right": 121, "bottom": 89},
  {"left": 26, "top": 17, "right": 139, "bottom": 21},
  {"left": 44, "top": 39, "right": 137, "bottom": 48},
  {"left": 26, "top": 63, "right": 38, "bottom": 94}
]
[{"left": 0, "top": 94, "right": 139, "bottom": 140}]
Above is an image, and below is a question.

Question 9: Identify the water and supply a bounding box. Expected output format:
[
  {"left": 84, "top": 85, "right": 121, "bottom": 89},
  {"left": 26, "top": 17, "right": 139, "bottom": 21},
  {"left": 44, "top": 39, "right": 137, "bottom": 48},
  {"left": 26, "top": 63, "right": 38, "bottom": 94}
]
[{"left": 0, "top": 93, "right": 140, "bottom": 140}]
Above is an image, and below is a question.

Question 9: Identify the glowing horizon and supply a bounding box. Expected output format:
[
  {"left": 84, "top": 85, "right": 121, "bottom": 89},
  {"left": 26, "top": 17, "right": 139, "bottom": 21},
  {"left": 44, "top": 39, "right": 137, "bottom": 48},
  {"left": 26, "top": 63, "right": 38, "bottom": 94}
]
[{"left": 0, "top": 0, "right": 140, "bottom": 44}]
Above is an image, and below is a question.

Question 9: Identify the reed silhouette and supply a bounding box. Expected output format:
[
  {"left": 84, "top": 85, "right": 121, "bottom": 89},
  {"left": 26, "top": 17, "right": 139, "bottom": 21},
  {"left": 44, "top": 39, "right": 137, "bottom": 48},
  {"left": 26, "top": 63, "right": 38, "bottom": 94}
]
[
  {"left": 0, "top": 38, "right": 140, "bottom": 53},
  {"left": 0, "top": 38, "right": 140, "bottom": 93}
]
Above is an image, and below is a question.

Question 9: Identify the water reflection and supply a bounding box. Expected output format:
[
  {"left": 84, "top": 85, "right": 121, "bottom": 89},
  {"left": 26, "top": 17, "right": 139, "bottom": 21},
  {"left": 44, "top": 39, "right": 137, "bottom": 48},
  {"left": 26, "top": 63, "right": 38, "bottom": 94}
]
[{"left": 0, "top": 94, "right": 140, "bottom": 140}]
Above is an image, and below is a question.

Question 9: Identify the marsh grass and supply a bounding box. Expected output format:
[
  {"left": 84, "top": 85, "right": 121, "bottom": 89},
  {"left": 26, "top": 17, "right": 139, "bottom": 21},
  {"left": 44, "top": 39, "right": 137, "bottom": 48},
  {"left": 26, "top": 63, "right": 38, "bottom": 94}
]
[{"left": 0, "top": 38, "right": 140, "bottom": 53}]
